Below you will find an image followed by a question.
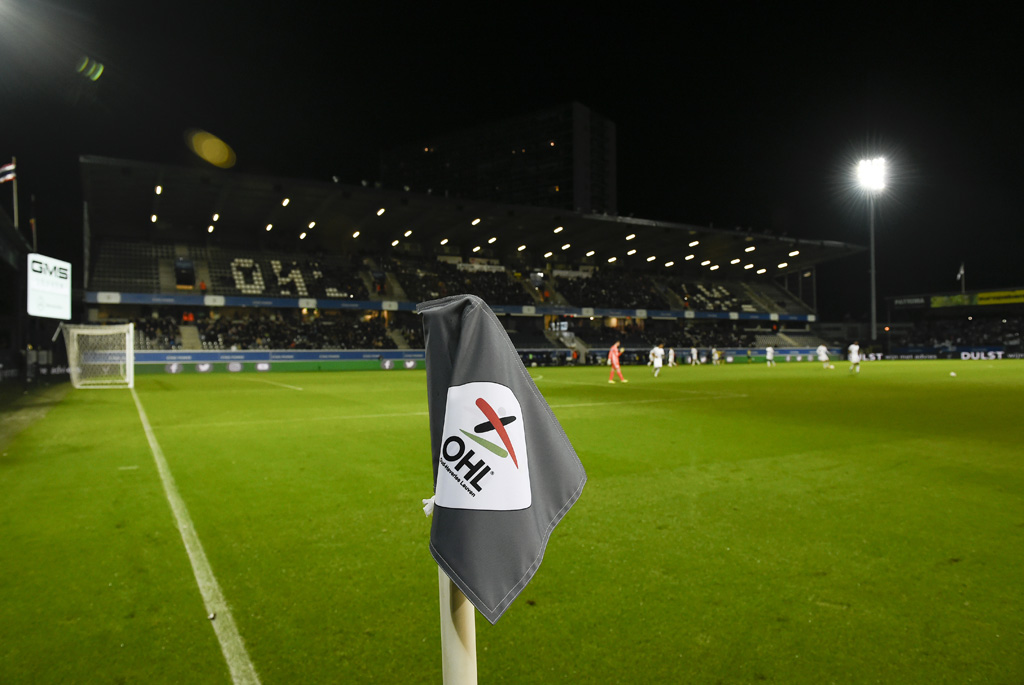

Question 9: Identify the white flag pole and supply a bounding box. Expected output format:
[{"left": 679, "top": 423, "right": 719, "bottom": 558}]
[
  {"left": 11, "top": 156, "right": 19, "bottom": 231},
  {"left": 439, "top": 566, "right": 477, "bottom": 685}
]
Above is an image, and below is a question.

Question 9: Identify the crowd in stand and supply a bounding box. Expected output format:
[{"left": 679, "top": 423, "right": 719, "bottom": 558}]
[
  {"left": 555, "top": 271, "right": 671, "bottom": 310},
  {"left": 893, "top": 316, "right": 1022, "bottom": 349}
]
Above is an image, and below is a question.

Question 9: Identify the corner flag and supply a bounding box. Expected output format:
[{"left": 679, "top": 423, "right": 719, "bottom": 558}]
[{"left": 418, "top": 294, "right": 586, "bottom": 624}]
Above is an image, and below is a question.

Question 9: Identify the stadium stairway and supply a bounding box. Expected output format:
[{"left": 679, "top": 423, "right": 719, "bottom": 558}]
[
  {"left": 179, "top": 325, "right": 201, "bottom": 349},
  {"left": 741, "top": 282, "right": 775, "bottom": 313},
  {"left": 389, "top": 328, "right": 409, "bottom": 348}
]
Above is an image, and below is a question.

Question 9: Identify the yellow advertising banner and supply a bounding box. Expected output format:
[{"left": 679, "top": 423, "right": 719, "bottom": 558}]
[{"left": 976, "top": 290, "right": 1024, "bottom": 306}]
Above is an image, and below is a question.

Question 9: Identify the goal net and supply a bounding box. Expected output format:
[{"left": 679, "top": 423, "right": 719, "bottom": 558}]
[{"left": 61, "top": 323, "right": 135, "bottom": 389}]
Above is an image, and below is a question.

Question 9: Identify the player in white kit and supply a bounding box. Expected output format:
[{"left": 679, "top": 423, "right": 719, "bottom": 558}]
[
  {"left": 816, "top": 344, "right": 830, "bottom": 369},
  {"left": 848, "top": 341, "right": 861, "bottom": 373},
  {"left": 649, "top": 342, "right": 666, "bottom": 377}
]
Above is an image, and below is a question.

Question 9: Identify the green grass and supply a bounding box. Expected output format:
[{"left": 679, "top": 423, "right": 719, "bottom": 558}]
[{"left": 2, "top": 361, "right": 1022, "bottom": 683}]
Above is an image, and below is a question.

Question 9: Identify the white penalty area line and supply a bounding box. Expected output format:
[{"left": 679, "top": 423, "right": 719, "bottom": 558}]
[{"left": 131, "top": 389, "right": 261, "bottom": 685}]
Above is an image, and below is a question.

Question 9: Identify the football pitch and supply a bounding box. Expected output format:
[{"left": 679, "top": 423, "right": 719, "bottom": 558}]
[{"left": 1, "top": 360, "right": 1022, "bottom": 683}]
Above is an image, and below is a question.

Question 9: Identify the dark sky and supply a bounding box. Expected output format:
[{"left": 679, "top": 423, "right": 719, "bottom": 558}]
[{"left": 1, "top": 1, "right": 1021, "bottom": 321}]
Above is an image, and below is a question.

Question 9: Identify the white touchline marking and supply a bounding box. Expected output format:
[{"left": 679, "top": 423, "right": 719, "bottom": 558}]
[
  {"left": 131, "top": 389, "right": 261, "bottom": 685},
  {"left": 117, "top": 465, "right": 139, "bottom": 470},
  {"left": 240, "top": 378, "right": 304, "bottom": 391}
]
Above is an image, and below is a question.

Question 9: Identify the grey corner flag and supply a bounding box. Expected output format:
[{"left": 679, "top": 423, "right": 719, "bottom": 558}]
[{"left": 418, "top": 294, "right": 586, "bottom": 624}]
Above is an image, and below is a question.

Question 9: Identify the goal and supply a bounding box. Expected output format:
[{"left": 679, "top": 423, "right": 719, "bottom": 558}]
[{"left": 61, "top": 323, "right": 135, "bottom": 389}]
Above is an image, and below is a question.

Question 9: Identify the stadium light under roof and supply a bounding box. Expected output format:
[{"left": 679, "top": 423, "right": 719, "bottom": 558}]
[
  {"left": 377, "top": 208, "right": 386, "bottom": 216},
  {"left": 744, "top": 246, "right": 755, "bottom": 252}
]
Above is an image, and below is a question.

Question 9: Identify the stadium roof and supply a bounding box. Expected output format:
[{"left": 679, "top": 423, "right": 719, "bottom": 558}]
[{"left": 80, "top": 156, "right": 864, "bottom": 277}]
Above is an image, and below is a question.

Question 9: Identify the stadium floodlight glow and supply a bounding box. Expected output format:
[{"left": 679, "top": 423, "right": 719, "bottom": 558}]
[
  {"left": 405, "top": 230, "right": 413, "bottom": 237},
  {"left": 489, "top": 237, "right": 498, "bottom": 244},
  {"left": 586, "top": 250, "right": 595, "bottom": 257},
  {"left": 155, "top": 185, "right": 162, "bottom": 195},
  {"left": 553, "top": 226, "right": 564, "bottom": 233},
  {"left": 788, "top": 250, "right": 800, "bottom": 257},
  {"left": 627, "top": 249, "right": 636, "bottom": 255},
  {"left": 471, "top": 218, "right": 481, "bottom": 226},
  {"left": 858, "top": 156, "right": 886, "bottom": 340},
  {"left": 544, "top": 251, "right": 554, "bottom": 258},
  {"left": 517, "top": 244, "right": 526, "bottom": 251},
  {"left": 472, "top": 246, "right": 481, "bottom": 252},
  {"left": 625, "top": 233, "right": 635, "bottom": 240},
  {"left": 562, "top": 243, "right": 571, "bottom": 250},
  {"left": 857, "top": 157, "right": 886, "bottom": 191},
  {"left": 685, "top": 254, "right": 695, "bottom": 260},
  {"left": 299, "top": 232, "right": 306, "bottom": 240},
  {"left": 150, "top": 214, "right": 157, "bottom": 223},
  {"left": 282, "top": 198, "right": 290, "bottom": 207},
  {"left": 777, "top": 262, "right": 788, "bottom": 269},
  {"left": 212, "top": 213, "right": 219, "bottom": 221},
  {"left": 352, "top": 231, "right": 360, "bottom": 238},
  {"left": 608, "top": 256, "right": 617, "bottom": 263},
  {"left": 700, "top": 259, "right": 711, "bottom": 266},
  {"left": 440, "top": 238, "right": 448, "bottom": 245},
  {"left": 665, "top": 261, "right": 675, "bottom": 267},
  {"left": 308, "top": 221, "right": 316, "bottom": 229},
  {"left": 689, "top": 240, "right": 699, "bottom": 247},
  {"left": 710, "top": 265, "right": 720, "bottom": 271},
  {"left": 744, "top": 263, "right": 753, "bottom": 269},
  {"left": 756, "top": 268, "right": 767, "bottom": 274},
  {"left": 646, "top": 256, "right": 656, "bottom": 262},
  {"left": 377, "top": 208, "right": 386, "bottom": 216},
  {"left": 391, "top": 239, "right": 399, "bottom": 246},
  {"left": 744, "top": 246, "right": 755, "bottom": 252},
  {"left": 207, "top": 225, "right": 214, "bottom": 233},
  {"left": 266, "top": 224, "right": 273, "bottom": 231},
  {"left": 730, "top": 258, "right": 741, "bottom": 264}
]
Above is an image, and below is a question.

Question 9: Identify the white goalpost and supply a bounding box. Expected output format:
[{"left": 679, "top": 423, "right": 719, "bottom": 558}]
[{"left": 60, "top": 323, "right": 135, "bottom": 389}]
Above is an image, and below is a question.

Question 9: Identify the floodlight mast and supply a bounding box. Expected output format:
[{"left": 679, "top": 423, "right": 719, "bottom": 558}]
[{"left": 857, "top": 157, "right": 886, "bottom": 341}]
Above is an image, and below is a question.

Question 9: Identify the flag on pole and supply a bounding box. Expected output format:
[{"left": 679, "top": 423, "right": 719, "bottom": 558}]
[
  {"left": 956, "top": 262, "right": 964, "bottom": 281},
  {"left": 0, "top": 162, "right": 15, "bottom": 184},
  {"left": 418, "top": 294, "right": 586, "bottom": 624}
]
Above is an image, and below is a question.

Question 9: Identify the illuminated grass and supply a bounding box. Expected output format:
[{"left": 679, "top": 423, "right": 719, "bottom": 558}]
[{"left": 1, "top": 361, "right": 1022, "bottom": 683}]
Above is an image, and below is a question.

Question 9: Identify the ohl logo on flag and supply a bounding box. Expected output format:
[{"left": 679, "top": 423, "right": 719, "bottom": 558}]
[{"left": 437, "top": 382, "right": 531, "bottom": 511}]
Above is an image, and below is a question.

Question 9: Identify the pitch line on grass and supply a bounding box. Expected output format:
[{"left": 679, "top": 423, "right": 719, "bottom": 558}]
[
  {"left": 131, "top": 389, "right": 261, "bottom": 685},
  {"left": 240, "top": 377, "right": 304, "bottom": 391},
  {"left": 157, "top": 391, "right": 746, "bottom": 430}
]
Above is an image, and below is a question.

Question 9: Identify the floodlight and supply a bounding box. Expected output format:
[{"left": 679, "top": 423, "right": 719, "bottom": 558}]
[{"left": 857, "top": 157, "right": 886, "bottom": 191}]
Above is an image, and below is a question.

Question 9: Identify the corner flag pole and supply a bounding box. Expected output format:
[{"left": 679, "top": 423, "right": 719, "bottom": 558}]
[{"left": 438, "top": 567, "right": 477, "bottom": 685}]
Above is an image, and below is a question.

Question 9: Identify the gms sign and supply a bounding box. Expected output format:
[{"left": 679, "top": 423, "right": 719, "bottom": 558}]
[{"left": 27, "top": 253, "right": 72, "bottom": 320}]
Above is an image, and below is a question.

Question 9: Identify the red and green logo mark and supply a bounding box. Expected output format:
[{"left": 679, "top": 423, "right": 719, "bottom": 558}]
[{"left": 459, "top": 398, "right": 519, "bottom": 468}]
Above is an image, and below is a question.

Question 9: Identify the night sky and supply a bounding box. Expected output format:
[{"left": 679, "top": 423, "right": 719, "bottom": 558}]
[{"left": 1, "top": 1, "right": 1021, "bottom": 321}]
